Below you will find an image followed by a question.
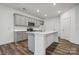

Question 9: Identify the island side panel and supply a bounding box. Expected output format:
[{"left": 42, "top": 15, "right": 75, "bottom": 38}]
[
  {"left": 46, "top": 32, "right": 58, "bottom": 48},
  {"left": 34, "top": 34, "right": 46, "bottom": 55},
  {"left": 28, "top": 33, "right": 35, "bottom": 52}
]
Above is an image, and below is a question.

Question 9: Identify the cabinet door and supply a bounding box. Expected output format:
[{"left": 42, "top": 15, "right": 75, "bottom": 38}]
[
  {"left": 31, "top": 18, "right": 34, "bottom": 22},
  {"left": 23, "top": 31, "right": 28, "bottom": 40},
  {"left": 20, "top": 16, "right": 25, "bottom": 26},
  {"left": 14, "top": 14, "right": 21, "bottom": 26},
  {"left": 25, "top": 17, "right": 29, "bottom": 26},
  {"left": 14, "top": 32, "right": 23, "bottom": 42},
  {"left": 35, "top": 20, "right": 40, "bottom": 27},
  {"left": 14, "top": 14, "right": 25, "bottom": 26},
  {"left": 40, "top": 21, "right": 44, "bottom": 25},
  {"left": 28, "top": 18, "right": 32, "bottom": 22}
]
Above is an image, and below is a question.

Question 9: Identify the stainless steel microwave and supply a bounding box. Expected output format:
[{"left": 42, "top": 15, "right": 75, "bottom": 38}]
[{"left": 28, "top": 22, "right": 35, "bottom": 27}]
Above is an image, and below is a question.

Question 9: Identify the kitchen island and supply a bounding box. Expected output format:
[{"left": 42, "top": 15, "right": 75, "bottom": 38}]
[{"left": 26, "top": 31, "right": 58, "bottom": 55}]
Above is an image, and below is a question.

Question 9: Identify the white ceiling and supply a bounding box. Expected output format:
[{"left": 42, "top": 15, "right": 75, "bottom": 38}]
[{"left": 0, "top": 3, "right": 78, "bottom": 19}]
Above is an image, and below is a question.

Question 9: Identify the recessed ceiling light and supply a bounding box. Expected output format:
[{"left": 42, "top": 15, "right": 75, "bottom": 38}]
[
  {"left": 58, "top": 10, "right": 61, "bottom": 14},
  {"left": 44, "top": 14, "right": 47, "bottom": 17},
  {"left": 36, "top": 9, "right": 40, "bottom": 13},
  {"left": 53, "top": 3, "right": 56, "bottom": 5}
]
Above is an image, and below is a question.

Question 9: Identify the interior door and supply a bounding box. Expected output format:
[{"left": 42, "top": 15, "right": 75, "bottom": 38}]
[{"left": 61, "top": 17, "right": 71, "bottom": 40}]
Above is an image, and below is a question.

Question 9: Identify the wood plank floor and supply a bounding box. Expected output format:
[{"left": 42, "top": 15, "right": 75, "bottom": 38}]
[
  {"left": 46, "top": 39, "right": 79, "bottom": 55},
  {"left": 0, "top": 40, "right": 33, "bottom": 55},
  {"left": 1, "top": 38, "right": 79, "bottom": 55}
]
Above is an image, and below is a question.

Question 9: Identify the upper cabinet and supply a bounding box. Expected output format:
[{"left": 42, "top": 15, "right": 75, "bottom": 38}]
[
  {"left": 35, "top": 20, "right": 40, "bottom": 27},
  {"left": 40, "top": 21, "right": 44, "bottom": 25},
  {"left": 14, "top": 14, "right": 25, "bottom": 26},
  {"left": 20, "top": 16, "right": 26, "bottom": 26},
  {"left": 14, "top": 14, "right": 21, "bottom": 26},
  {"left": 25, "top": 17, "right": 29, "bottom": 26},
  {"left": 14, "top": 13, "right": 44, "bottom": 27}
]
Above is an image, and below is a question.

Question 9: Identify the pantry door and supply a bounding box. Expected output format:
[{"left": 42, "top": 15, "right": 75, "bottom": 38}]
[{"left": 61, "top": 17, "right": 71, "bottom": 40}]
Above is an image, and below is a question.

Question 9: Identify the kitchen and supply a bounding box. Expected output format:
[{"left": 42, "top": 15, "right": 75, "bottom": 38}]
[
  {"left": 14, "top": 13, "right": 58, "bottom": 55},
  {"left": 0, "top": 3, "right": 79, "bottom": 55}
]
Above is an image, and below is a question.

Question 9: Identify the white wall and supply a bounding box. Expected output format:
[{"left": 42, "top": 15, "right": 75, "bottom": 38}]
[
  {"left": 75, "top": 5, "right": 79, "bottom": 44},
  {"left": 0, "top": 5, "right": 41, "bottom": 45},
  {"left": 60, "top": 5, "right": 79, "bottom": 44},
  {"left": 44, "top": 17, "right": 60, "bottom": 36},
  {"left": 60, "top": 6, "right": 76, "bottom": 43}
]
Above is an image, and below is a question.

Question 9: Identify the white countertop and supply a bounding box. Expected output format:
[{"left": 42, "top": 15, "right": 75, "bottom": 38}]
[
  {"left": 14, "top": 29, "right": 27, "bottom": 32},
  {"left": 26, "top": 31, "right": 58, "bottom": 34}
]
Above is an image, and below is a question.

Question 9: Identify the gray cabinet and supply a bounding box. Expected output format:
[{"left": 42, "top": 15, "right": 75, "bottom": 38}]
[
  {"left": 14, "top": 31, "right": 28, "bottom": 42},
  {"left": 14, "top": 13, "right": 44, "bottom": 27},
  {"left": 20, "top": 16, "right": 25, "bottom": 26},
  {"left": 35, "top": 20, "right": 40, "bottom": 27},
  {"left": 14, "top": 14, "right": 26, "bottom": 26},
  {"left": 23, "top": 31, "right": 28, "bottom": 40},
  {"left": 14, "top": 14, "right": 21, "bottom": 26},
  {"left": 25, "top": 17, "right": 29, "bottom": 26},
  {"left": 40, "top": 21, "right": 44, "bottom": 25},
  {"left": 35, "top": 20, "right": 44, "bottom": 27},
  {"left": 14, "top": 31, "right": 23, "bottom": 42}
]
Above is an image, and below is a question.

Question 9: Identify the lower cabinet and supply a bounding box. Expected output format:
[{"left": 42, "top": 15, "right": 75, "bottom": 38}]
[
  {"left": 23, "top": 31, "right": 28, "bottom": 40},
  {"left": 14, "top": 31, "right": 28, "bottom": 42}
]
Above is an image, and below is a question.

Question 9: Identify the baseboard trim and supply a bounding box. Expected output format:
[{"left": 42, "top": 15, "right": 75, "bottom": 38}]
[{"left": 0, "top": 39, "right": 28, "bottom": 46}]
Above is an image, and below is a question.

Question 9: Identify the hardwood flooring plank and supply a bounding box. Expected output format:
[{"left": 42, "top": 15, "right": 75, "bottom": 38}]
[
  {"left": 16, "top": 44, "right": 28, "bottom": 55},
  {"left": 9, "top": 43, "right": 22, "bottom": 55},
  {"left": 0, "top": 47, "right": 2, "bottom": 55},
  {"left": 0, "top": 45, "right": 7, "bottom": 55},
  {"left": 0, "top": 40, "right": 32, "bottom": 55}
]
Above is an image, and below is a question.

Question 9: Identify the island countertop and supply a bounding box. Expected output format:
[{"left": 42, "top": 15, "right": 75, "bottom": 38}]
[{"left": 26, "top": 31, "right": 58, "bottom": 34}]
